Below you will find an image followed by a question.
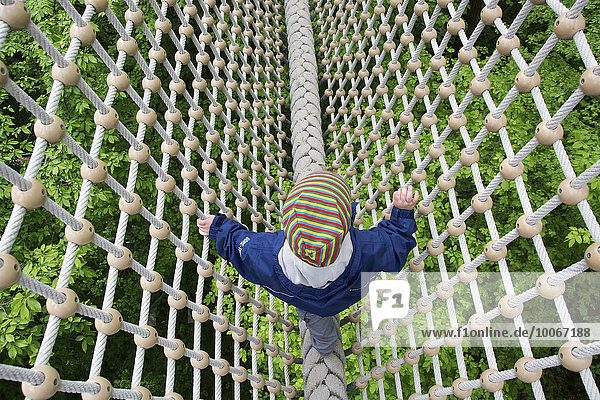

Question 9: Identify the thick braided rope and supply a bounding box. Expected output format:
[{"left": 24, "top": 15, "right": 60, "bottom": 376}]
[
  {"left": 283, "top": 0, "right": 348, "bottom": 397},
  {"left": 285, "top": 0, "right": 326, "bottom": 180}
]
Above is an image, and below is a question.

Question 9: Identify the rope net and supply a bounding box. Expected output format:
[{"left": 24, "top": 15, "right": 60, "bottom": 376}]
[{"left": 0, "top": 0, "right": 598, "bottom": 398}]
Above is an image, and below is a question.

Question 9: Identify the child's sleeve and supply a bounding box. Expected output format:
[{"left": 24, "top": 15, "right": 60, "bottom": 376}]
[
  {"left": 354, "top": 207, "right": 417, "bottom": 273},
  {"left": 208, "top": 215, "right": 275, "bottom": 284}
]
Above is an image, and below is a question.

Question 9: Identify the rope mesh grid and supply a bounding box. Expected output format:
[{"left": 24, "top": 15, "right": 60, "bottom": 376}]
[
  {"left": 0, "top": 0, "right": 598, "bottom": 398},
  {"left": 319, "top": 0, "right": 600, "bottom": 397}
]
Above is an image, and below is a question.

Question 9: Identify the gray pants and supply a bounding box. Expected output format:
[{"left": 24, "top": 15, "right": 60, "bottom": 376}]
[{"left": 297, "top": 309, "right": 340, "bottom": 357}]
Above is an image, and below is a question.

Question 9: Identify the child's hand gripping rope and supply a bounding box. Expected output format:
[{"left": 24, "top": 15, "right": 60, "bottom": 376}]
[
  {"left": 197, "top": 214, "right": 215, "bottom": 237},
  {"left": 393, "top": 186, "right": 419, "bottom": 210}
]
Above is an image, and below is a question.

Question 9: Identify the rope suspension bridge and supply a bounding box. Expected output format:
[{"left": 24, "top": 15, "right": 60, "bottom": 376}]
[{"left": 0, "top": 0, "right": 598, "bottom": 398}]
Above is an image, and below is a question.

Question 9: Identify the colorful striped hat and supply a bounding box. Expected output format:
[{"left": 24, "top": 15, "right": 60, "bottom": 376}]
[{"left": 282, "top": 170, "right": 352, "bottom": 268}]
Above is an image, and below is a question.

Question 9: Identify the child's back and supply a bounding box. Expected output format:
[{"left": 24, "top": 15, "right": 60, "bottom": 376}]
[{"left": 198, "top": 170, "right": 419, "bottom": 355}]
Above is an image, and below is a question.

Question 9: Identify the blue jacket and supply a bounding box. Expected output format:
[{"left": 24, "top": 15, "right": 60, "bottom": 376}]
[{"left": 208, "top": 203, "right": 417, "bottom": 317}]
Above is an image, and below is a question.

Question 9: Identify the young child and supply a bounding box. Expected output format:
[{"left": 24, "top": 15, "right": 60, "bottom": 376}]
[{"left": 198, "top": 170, "right": 418, "bottom": 356}]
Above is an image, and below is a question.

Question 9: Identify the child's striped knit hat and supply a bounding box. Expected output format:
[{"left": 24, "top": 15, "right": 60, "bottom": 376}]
[{"left": 282, "top": 170, "right": 352, "bottom": 268}]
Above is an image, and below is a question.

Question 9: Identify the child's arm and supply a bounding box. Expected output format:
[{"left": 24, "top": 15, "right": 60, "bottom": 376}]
[
  {"left": 198, "top": 215, "right": 275, "bottom": 284},
  {"left": 355, "top": 186, "right": 419, "bottom": 273}
]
